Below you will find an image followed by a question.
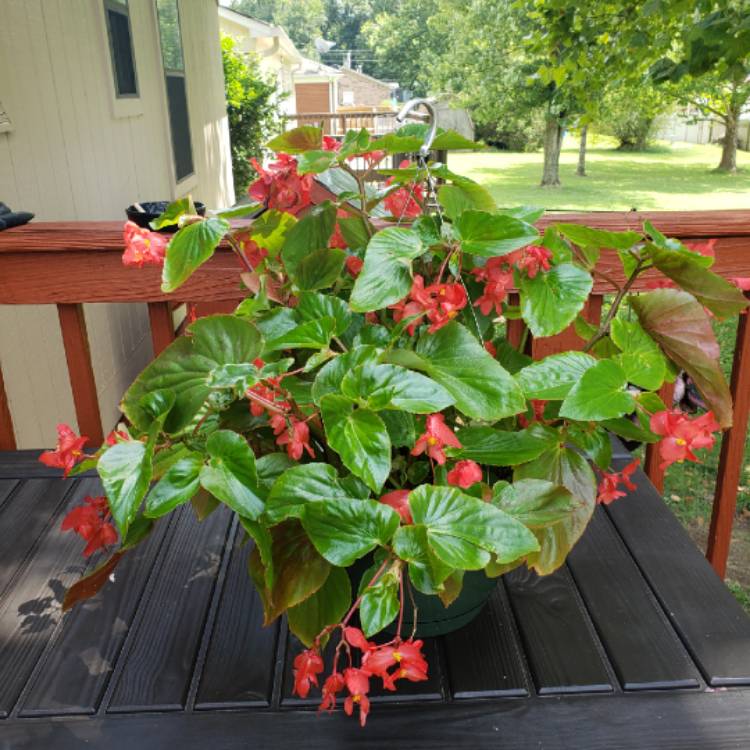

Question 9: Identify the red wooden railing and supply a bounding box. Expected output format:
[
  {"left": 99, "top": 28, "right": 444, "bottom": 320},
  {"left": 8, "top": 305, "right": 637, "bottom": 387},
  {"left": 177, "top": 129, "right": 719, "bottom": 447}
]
[{"left": 0, "top": 209, "right": 748, "bottom": 578}]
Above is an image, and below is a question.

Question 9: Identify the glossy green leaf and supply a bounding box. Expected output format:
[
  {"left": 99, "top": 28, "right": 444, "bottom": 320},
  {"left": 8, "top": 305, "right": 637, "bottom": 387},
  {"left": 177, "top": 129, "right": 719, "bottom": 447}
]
[
  {"left": 559, "top": 359, "right": 635, "bottom": 421},
  {"left": 359, "top": 569, "right": 400, "bottom": 637},
  {"left": 455, "top": 210, "right": 539, "bottom": 257},
  {"left": 256, "top": 453, "right": 296, "bottom": 492},
  {"left": 264, "top": 317, "right": 336, "bottom": 352},
  {"left": 448, "top": 424, "right": 559, "bottom": 466},
  {"left": 150, "top": 196, "right": 195, "bottom": 230},
  {"left": 302, "top": 496, "right": 400, "bottom": 566},
  {"left": 320, "top": 395, "right": 391, "bottom": 492},
  {"left": 293, "top": 248, "right": 346, "bottom": 291},
  {"left": 266, "top": 125, "right": 322, "bottom": 153},
  {"left": 296, "top": 149, "right": 337, "bottom": 174},
  {"left": 239, "top": 515, "right": 274, "bottom": 589},
  {"left": 380, "top": 410, "right": 417, "bottom": 448},
  {"left": 519, "top": 263, "right": 593, "bottom": 337},
  {"left": 437, "top": 182, "right": 495, "bottom": 221},
  {"left": 601, "top": 417, "right": 659, "bottom": 443},
  {"left": 392, "top": 524, "right": 454, "bottom": 595},
  {"left": 242, "top": 209, "right": 296, "bottom": 257},
  {"left": 566, "top": 424, "right": 613, "bottom": 469},
  {"left": 145, "top": 452, "right": 204, "bottom": 518},
  {"left": 297, "top": 292, "right": 352, "bottom": 335},
  {"left": 496, "top": 479, "right": 575, "bottom": 528},
  {"left": 199, "top": 430, "right": 263, "bottom": 520},
  {"left": 338, "top": 215, "right": 372, "bottom": 249},
  {"left": 349, "top": 227, "right": 424, "bottom": 312},
  {"left": 161, "top": 217, "right": 229, "bottom": 292},
  {"left": 516, "top": 351, "right": 598, "bottom": 400},
  {"left": 610, "top": 316, "right": 667, "bottom": 391},
  {"left": 555, "top": 224, "right": 642, "bottom": 251},
  {"left": 281, "top": 202, "right": 336, "bottom": 274}
]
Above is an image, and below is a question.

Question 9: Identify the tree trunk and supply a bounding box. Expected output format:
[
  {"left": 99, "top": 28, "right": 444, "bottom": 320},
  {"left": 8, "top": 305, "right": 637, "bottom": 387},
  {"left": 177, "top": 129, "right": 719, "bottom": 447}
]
[
  {"left": 576, "top": 124, "right": 588, "bottom": 177},
  {"left": 541, "top": 118, "right": 563, "bottom": 187},
  {"left": 717, "top": 110, "right": 738, "bottom": 173}
]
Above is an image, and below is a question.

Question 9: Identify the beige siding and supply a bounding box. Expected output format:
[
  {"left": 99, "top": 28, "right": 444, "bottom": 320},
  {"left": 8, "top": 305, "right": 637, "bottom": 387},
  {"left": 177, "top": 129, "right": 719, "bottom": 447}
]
[{"left": 0, "top": 0, "right": 232, "bottom": 448}]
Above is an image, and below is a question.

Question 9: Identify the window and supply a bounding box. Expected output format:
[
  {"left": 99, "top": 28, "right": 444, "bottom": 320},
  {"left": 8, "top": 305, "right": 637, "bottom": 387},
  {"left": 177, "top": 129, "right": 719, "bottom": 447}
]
[
  {"left": 156, "top": 0, "right": 194, "bottom": 182},
  {"left": 104, "top": 0, "right": 138, "bottom": 97}
]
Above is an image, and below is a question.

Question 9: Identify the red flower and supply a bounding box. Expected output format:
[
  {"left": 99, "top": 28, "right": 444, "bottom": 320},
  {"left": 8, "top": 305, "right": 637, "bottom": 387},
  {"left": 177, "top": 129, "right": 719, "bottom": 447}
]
[
  {"left": 685, "top": 239, "right": 716, "bottom": 258},
  {"left": 343, "top": 668, "right": 371, "bottom": 727},
  {"left": 471, "top": 257, "right": 515, "bottom": 316},
  {"left": 516, "top": 245, "right": 552, "bottom": 278},
  {"left": 122, "top": 221, "right": 168, "bottom": 268},
  {"left": 361, "top": 639, "right": 429, "bottom": 691},
  {"left": 248, "top": 154, "right": 312, "bottom": 215},
  {"left": 105, "top": 429, "right": 129, "bottom": 446},
  {"left": 650, "top": 409, "right": 721, "bottom": 469},
  {"left": 596, "top": 459, "right": 639, "bottom": 505},
  {"left": 292, "top": 648, "right": 324, "bottom": 699},
  {"left": 348, "top": 149, "right": 385, "bottom": 169},
  {"left": 318, "top": 671, "right": 345, "bottom": 713},
  {"left": 484, "top": 340, "right": 497, "bottom": 357},
  {"left": 234, "top": 229, "right": 269, "bottom": 268},
  {"left": 329, "top": 209, "right": 349, "bottom": 250},
  {"left": 39, "top": 424, "right": 89, "bottom": 477},
  {"left": 344, "top": 626, "right": 374, "bottom": 652},
  {"left": 345, "top": 255, "right": 364, "bottom": 278},
  {"left": 390, "top": 276, "right": 467, "bottom": 335},
  {"left": 379, "top": 489, "right": 412, "bottom": 524},
  {"left": 447, "top": 460, "right": 483, "bottom": 489},
  {"left": 272, "top": 415, "right": 315, "bottom": 461},
  {"left": 732, "top": 277, "right": 750, "bottom": 291},
  {"left": 322, "top": 135, "right": 341, "bottom": 152},
  {"left": 411, "top": 413, "right": 462, "bottom": 465},
  {"left": 384, "top": 160, "right": 423, "bottom": 219},
  {"left": 61, "top": 495, "right": 118, "bottom": 556}
]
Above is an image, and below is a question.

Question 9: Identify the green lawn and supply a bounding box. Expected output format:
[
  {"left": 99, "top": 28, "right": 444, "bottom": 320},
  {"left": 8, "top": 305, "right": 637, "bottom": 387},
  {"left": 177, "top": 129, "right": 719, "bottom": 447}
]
[{"left": 450, "top": 137, "right": 750, "bottom": 212}]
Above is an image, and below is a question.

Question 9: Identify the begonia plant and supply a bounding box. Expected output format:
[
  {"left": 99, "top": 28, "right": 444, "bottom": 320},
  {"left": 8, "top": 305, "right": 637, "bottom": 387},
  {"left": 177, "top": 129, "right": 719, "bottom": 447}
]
[{"left": 42, "top": 123, "right": 748, "bottom": 726}]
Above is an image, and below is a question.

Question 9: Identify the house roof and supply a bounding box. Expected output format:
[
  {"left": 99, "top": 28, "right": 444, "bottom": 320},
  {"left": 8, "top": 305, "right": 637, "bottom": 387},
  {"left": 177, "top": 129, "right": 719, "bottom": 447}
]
[
  {"left": 294, "top": 57, "right": 342, "bottom": 81},
  {"left": 337, "top": 66, "right": 399, "bottom": 90},
  {"left": 218, "top": 5, "right": 303, "bottom": 64}
]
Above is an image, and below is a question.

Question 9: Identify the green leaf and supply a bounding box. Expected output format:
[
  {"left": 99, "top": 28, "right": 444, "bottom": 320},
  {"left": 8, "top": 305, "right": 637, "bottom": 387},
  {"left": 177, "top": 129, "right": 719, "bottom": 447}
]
[
  {"left": 341, "top": 362, "right": 455, "bottom": 413},
  {"left": 559, "top": 359, "right": 635, "bottom": 421},
  {"left": 432, "top": 129, "right": 482, "bottom": 150},
  {"left": 516, "top": 352, "right": 598, "bottom": 400},
  {"left": 448, "top": 424, "right": 559, "bottom": 466},
  {"left": 349, "top": 227, "right": 424, "bottom": 312},
  {"left": 555, "top": 224, "right": 642, "bottom": 251},
  {"left": 644, "top": 221, "right": 713, "bottom": 267},
  {"left": 496, "top": 479, "right": 575, "bottom": 528},
  {"left": 242, "top": 209, "right": 296, "bottom": 257},
  {"left": 296, "top": 149, "right": 337, "bottom": 174},
  {"left": 437, "top": 182, "right": 495, "bottom": 221},
  {"left": 359, "top": 569, "right": 400, "bottom": 637},
  {"left": 161, "top": 217, "right": 229, "bottom": 293},
  {"left": 455, "top": 210, "right": 539, "bottom": 257},
  {"left": 519, "top": 263, "right": 593, "bottom": 338},
  {"left": 380, "top": 410, "right": 417, "bottom": 448},
  {"left": 98, "top": 440, "right": 153, "bottom": 538},
  {"left": 388, "top": 322, "right": 526, "bottom": 420},
  {"left": 312, "top": 346, "right": 377, "bottom": 403},
  {"left": 264, "top": 317, "right": 336, "bottom": 352},
  {"left": 297, "top": 292, "right": 352, "bottom": 335},
  {"left": 150, "top": 196, "right": 195, "bottom": 230},
  {"left": 199, "top": 430, "right": 263, "bottom": 519},
  {"left": 566, "top": 424, "right": 613, "bottom": 469},
  {"left": 248, "top": 520, "right": 330, "bottom": 625},
  {"left": 338, "top": 215, "right": 372, "bottom": 249},
  {"left": 610, "top": 316, "right": 667, "bottom": 391},
  {"left": 256, "top": 453, "right": 296, "bottom": 492},
  {"left": 293, "top": 248, "right": 346, "bottom": 291},
  {"left": 302, "top": 496, "right": 400, "bottom": 566},
  {"left": 320, "top": 395, "right": 392, "bottom": 492},
  {"left": 121, "top": 315, "right": 263, "bottom": 434},
  {"left": 265, "top": 463, "right": 355, "bottom": 524},
  {"left": 239, "top": 515, "right": 274, "bottom": 589},
  {"left": 287, "top": 566, "right": 351, "bottom": 647},
  {"left": 631, "top": 289, "right": 732, "bottom": 427},
  {"left": 266, "top": 125, "right": 322, "bottom": 153},
  {"left": 392, "top": 524, "right": 454, "bottom": 594},
  {"left": 646, "top": 244, "right": 748, "bottom": 318},
  {"left": 146, "top": 452, "right": 204, "bottom": 518},
  {"left": 281, "top": 202, "right": 336, "bottom": 275},
  {"left": 601, "top": 417, "right": 658, "bottom": 443},
  {"left": 212, "top": 202, "right": 263, "bottom": 220}
]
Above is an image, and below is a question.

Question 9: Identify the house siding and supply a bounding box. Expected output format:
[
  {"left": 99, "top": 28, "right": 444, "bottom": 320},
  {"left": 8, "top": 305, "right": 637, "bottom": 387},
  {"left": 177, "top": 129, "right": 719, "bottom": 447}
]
[
  {"left": 336, "top": 68, "right": 395, "bottom": 109},
  {"left": 0, "top": 0, "right": 232, "bottom": 448}
]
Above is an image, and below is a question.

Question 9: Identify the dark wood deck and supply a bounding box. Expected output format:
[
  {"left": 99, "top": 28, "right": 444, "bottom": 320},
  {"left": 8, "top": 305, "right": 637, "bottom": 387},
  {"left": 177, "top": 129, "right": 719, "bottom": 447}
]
[{"left": 1, "top": 445, "right": 749, "bottom": 749}]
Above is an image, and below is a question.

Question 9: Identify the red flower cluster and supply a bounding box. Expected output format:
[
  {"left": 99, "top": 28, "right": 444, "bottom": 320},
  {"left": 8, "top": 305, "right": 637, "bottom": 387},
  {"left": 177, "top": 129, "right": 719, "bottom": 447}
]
[
  {"left": 122, "top": 221, "right": 168, "bottom": 268},
  {"left": 447, "top": 459, "right": 482, "bottom": 489},
  {"left": 650, "top": 409, "right": 720, "bottom": 469},
  {"left": 248, "top": 153, "right": 312, "bottom": 215},
  {"left": 61, "top": 495, "right": 118, "bottom": 557},
  {"left": 322, "top": 135, "right": 341, "bottom": 152},
  {"left": 378, "top": 489, "right": 412, "bottom": 524},
  {"left": 384, "top": 160, "right": 423, "bottom": 219},
  {"left": 234, "top": 228, "right": 269, "bottom": 269},
  {"left": 292, "top": 648, "right": 325, "bottom": 698},
  {"left": 390, "top": 275, "right": 467, "bottom": 334},
  {"left": 596, "top": 458, "right": 640, "bottom": 504},
  {"left": 39, "top": 423, "right": 89, "bottom": 477},
  {"left": 328, "top": 209, "right": 349, "bottom": 250},
  {"left": 412, "top": 413, "right": 462, "bottom": 465},
  {"left": 345, "top": 255, "right": 364, "bottom": 278},
  {"left": 516, "top": 245, "right": 552, "bottom": 278}
]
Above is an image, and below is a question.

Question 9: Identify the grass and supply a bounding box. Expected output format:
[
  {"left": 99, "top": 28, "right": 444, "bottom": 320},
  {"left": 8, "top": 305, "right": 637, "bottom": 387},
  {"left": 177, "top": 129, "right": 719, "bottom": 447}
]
[{"left": 450, "top": 136, "right": 750, "bottom": 212}]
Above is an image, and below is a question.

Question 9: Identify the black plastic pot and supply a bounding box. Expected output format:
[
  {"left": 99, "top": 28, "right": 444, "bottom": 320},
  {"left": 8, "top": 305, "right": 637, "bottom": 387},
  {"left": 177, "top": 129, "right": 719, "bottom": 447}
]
[{"left": 125, "top": 201, "right": 205, "bottom": 231}]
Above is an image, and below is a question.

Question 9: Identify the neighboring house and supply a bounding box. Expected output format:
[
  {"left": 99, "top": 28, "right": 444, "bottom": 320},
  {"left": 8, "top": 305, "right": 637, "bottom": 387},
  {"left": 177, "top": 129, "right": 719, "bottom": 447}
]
[
  {"left": 0, "top": 0, "right": 233, "bottom": 448},
  {"left": 654, "top": 109, "right": 750, "bottom": 150},
  {"left": 336, "top": 67, "right": 397, "bottom": 109},
  {"left": 218, "top": 6, "right": 303, "bottom": 116},
  {"left": 293, "top": 58, "right": 342, "bottom": 116}
]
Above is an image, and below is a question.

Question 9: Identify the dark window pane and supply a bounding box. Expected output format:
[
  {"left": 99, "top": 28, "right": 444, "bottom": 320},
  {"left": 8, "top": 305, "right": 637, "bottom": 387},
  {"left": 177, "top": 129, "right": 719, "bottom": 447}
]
[
  {"left": 166, "top": 74, "right": 193, "bottom": 181},
  {"left": 104, "top": 4, "right": 138, "bottom": 96},
  {"left": 156, "top": 0, "right": 184, "bottom": 72}
]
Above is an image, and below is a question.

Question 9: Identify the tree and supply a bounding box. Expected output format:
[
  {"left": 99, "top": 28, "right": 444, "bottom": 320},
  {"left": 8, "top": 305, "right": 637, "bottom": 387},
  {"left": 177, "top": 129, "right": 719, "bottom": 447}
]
[{"left": 221, "top": 35, "right": 284, "bottom": 194}]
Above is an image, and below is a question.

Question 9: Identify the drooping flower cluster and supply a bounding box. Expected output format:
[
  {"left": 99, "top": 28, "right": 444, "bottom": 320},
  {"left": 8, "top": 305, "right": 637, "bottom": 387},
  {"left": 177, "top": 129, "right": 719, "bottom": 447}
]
[
  {"left": 122, "top": 221, "right": 169, "bottom": 268},
  {"left": 248, "top": 153, "right": 313, "bottom": 215},
  {"left": 384, "top": 160, "right": 424, "bottom": 219},
  {"left": 650, "top": 409, "right": 721, "bottom": 469},
  {"left": 411, "top": 413, "right": 462, "bottom": 465},
  {"left": 596, "top": 458, "right": 640, "bottom": 504},
  {"left": 390, "top": 275, "right": 468, "bottom": 334},
  {"left": 39, "top": 423, "right": 89, "bottom": 477},
  {"left": 61, "top": 495, "right": 118, "bottom": 557}
]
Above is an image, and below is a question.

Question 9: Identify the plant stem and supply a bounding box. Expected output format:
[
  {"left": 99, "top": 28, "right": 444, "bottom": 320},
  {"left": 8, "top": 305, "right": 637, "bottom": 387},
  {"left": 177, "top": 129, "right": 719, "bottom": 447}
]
[{"left": 226, "top": 234, "right": 256, "bottom": 275}]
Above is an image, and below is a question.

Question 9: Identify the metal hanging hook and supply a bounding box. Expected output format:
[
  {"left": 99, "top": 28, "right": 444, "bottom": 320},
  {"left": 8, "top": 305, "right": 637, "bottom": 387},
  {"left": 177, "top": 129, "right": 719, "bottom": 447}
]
[{"left": 395, "top": 98, "right": 437, "bottom": 158}]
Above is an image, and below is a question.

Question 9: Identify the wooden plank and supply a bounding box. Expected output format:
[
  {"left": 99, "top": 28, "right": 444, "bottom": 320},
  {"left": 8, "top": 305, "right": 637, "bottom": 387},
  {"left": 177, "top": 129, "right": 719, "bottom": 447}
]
[
  {"left": 147, "top": 302, "right": 175, "bottom": 356},
  {"left": 504, "top": 566, "right": 613, "bottom": 695},
  {"left": 607, "top": 461, "right": 750, "bottom": 686},
  {"left": 0, "top": 451, "right": 96, "bottom": 479},
  {"left": 18, "top": 514, "right": 174, "bottom": 717},
  {"left": 56, "top": 304, "right": 103, "bottom": 445},
  {"left": 644, "top": 380, "right": 675, "bottom": 493},
  {"left": 194, "top": 525, "right": 279, "bottom": 709},
  {"left": 708, "top": 299, "right": 750, "bottom": 577},
  {"left": 0, "top": 478, "right": 100, "bottom": 718},
  {"left": 2, "top": 690, "right": 750, "bottom": 750},
  {"left": 106, "top": 506, "right": 233, "bottom": 713},
  {"left": 0, "top": 478, "right": 18, "bottom": 513},
  {"left": 0, "top": 363, "right": 15, "bottom": 450},
  {"left": 567, "top": 508, "right": 700, "bottom": 690},
  {"left": 443, "top": 583, "right": 529, "bottom": 698}
]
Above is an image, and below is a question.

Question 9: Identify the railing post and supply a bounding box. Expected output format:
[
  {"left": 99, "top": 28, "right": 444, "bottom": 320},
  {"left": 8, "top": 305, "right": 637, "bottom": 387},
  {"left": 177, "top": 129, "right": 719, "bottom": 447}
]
[
  {"left": 707, "top": 303, "right": 750, "bottom": 578},
  {"left": 148, "top": 302, "right": 176, "bottom": 356},
  {"left": 0, "top": 362, "right": 16, "bottom": 450},
  {"left": 645, "top": 381, "right": 675, "bottom": 493},
  {"left": 57, "top": 303, "right": 104, "bottom": 445}
]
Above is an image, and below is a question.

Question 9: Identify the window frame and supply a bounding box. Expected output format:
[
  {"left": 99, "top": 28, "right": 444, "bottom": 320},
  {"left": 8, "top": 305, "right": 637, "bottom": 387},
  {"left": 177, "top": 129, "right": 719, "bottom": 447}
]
[{"left": 103, "top": 0, "right": 139, "bottom": 99}]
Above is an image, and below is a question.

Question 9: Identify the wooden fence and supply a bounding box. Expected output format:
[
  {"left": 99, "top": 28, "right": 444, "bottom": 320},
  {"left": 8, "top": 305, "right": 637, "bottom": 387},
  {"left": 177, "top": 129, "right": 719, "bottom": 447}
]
[{"left": 0, "top": 209, "right": 748, "bottom": 578}]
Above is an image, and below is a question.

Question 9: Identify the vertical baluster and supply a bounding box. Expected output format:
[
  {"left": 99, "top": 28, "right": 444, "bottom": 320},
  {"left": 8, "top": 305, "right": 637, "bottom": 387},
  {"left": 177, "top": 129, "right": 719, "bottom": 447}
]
[
  {"left": 707, "top": 303, "right": 750, "bottom": 577},
  {"left": 0, "top": 363, "right": 16, "bottom": 450},
  {"left": 506, "top": 292, "right": 526, "bottom": 351},
  {"left": 57, "top": 304, "right": 104, "bottom": 445},
  {"left": 148, "top": 302, "right": 176, "bottom": 356}
]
